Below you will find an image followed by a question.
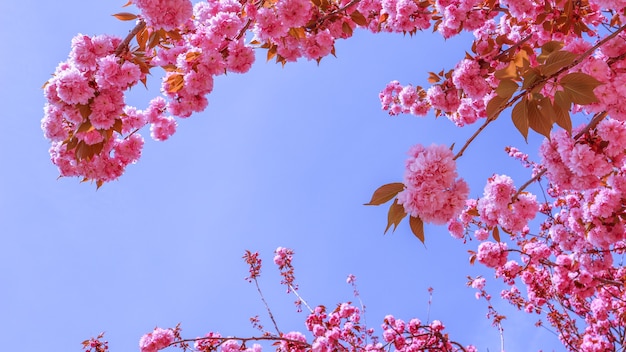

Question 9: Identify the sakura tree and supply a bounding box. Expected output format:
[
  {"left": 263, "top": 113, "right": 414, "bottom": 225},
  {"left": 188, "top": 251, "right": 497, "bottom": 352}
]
[{"left": 42, "top": 0, "right": 626, "bottom": 350}]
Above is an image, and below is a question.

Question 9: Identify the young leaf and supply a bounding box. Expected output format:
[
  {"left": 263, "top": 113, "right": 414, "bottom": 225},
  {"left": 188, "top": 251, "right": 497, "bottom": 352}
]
[
  {"left": 527, "top": 95, "right": 553, "bottom": 139},
  {"left": 267, "top": 44, "right": 277, "bottom": 62},
  {"left": 385, "top": 199, "right": 407, "bottom": 234},
  {"left": 540, "top": 50, "right": 576, "bottom": 76},
  {"left": 350, "top": 10, "right": 368, "bottom": 26},
  {"left": 364, "top": 182, "right": 404, "bottom": 205},
  {"left": 537, "top": 41, "right": 564, "bottom": 62},
  {"left": 492, "top": 226, "right": 501, "bottom": 242},
  {"left": 76, "top": 120, "right": 93, "bottom": 133},
  {"left": 409, "top": 215, "right": 425, "bottom": 243},
  {"left": 342, "top": 22, "right": 353, "bottom": 37},
  {"left": 112, "top": 12, "right": 137, "bottom": 21},
  {"left": 511, "top": 98, "right": 529, "bottom": 141},
  {"left": 553, "top": 90, "right": 572, "bottom": 133},
  {"left": 521, "top": 68, "right": 541, "bottom": 91},
  {"left": 560, "top": 72, "right": 602, "bottom": 105},
  {"left": 495, "top": 61, "right": 518, "bottom": 80},
  {"left": 486, "top": 95, "right": 507, "bottom": 121},
  {"left": 427, "top": 72, "right": 441, "bottom": 83},
  {"left": 165, "top": 74, "right": 184, "bottom": 93},
  {"left": 496, "top": 79, "right": 519, "bottom": 100}
]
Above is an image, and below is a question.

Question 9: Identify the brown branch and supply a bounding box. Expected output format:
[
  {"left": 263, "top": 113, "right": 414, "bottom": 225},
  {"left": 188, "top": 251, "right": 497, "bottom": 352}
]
[
  {"left": 454, "top": 24, "right": 626, "bottom": 161},
  {"left": 115, "top": 20, "right": 146, "bottom": 56},
  {"left": 513, "top": 111, "right": 608, "bottom": 197},
  {"left": 317, "top": 0, "right": 362, "bottom": 23},
  {"left": 170, "top": 335, "right": 311, "bottom": 349}
]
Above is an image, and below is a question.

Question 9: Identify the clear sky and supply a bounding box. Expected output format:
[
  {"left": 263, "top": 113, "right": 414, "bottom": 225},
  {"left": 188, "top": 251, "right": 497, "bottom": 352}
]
[{"left": 1, "top": 1, "right": 565, "bottom": 351}]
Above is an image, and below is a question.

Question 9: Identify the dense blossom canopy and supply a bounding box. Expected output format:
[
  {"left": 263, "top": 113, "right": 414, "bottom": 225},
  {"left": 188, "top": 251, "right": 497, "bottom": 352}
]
[{"left": 47, "top": 0, "right": 626, "bottom": 351}]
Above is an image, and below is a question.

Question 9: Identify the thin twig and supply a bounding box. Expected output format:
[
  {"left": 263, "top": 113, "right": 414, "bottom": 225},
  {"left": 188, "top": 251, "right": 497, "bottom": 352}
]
[
  {"left": 513, "top": 111, "right": 607, "bottom": 196},
  {"left": 288, "top": 284, "right": 314, "bottom": 313},
  {"left": 253, "top": 277, "right": 282, "bottom": 335}
]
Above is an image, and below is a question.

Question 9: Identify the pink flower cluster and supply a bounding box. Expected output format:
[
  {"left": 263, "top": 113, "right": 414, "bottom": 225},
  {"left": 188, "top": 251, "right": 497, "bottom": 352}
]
[
  {"left": 139, "top": 327, "right": 175, "bottom": 352},
  {"left": 476, "top": 174, "right": 539, "bottom": 234},
  {"left": 129, "top": 248, "right": 473, "bottom": 352},
  {"left": 42, "top": 33, "right": 153, "bottom": 184},
  {"left": 476, "top": 241, "right": 508, "bottom": 268},
  {"left": 133, "top": 0, "right": 193, "bottom": 30},
  {"left": 397, "top": 144, "right": 469, "bottom": 224}
]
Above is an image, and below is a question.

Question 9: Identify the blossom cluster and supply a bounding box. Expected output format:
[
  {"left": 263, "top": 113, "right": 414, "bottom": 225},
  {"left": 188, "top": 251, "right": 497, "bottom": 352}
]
[
  {"left": 119, "top": 248, "right": 474, "bottom": 352},
  {"left": 397, "top": 144, "right": 469, "bottom": 225},
  {"left": 53, "top": 0, "right": 626, "bottom": 350}
]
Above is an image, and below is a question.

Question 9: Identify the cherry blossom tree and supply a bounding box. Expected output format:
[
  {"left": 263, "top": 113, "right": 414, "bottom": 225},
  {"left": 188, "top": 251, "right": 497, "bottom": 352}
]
[{"left": 43, "top": 0, "right": 626, "bottom": 350}]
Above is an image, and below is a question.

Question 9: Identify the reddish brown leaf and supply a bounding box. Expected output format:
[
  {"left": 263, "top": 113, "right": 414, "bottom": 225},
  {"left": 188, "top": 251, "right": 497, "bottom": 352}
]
[
  {"left": 511, "top": 98, "right": 529, "bottom": 141},
  {"left": 76, "top": 121, "right": 94, "bottom": 133},
  {"left": 77, "top": 104, "right": 92, "bottom": 120},
  {"left": 553, "top": 90, "right": 572, "bottom": 133},
  {"left": 537, "top": 41, "right": 564, "bottom": 63},
  {"left": 427, "top": 72, "right": 441, "bottom": 84},
  {"left": 496, "top": 79, "right": 519, "bottom": 100},
  {"left": 409, "top": 215, "right": 425, "bottom": 243},
  {"left": 267, "top": 44, "right": 277, "bottom": 62},
  {"left": 540, "top": 50, "right": 576, "bottom": 76},
  {"left": 112, "top": 119, "right": 123, "bottom": 134},
  {"left": 492, "top": 226, "right": 501, "bottom": 242},
  {"left": 486, "top": 95, "right": 507, "bottom": 121},
  {"left": 350, "top": 10, "right": 368, "bottom": 26},
  {"left": 527, "top": 95, "right": 553, "bottom": 139},
  {"left": 112, "top": 12, "right": 137, "bottom": 21},
  {"left": 560, "top": 72, "right": 602, "bottom": 105},
  {"left": 385, "top": 199, "right": 407, "bottom": 234},
  {"left": 342, "top": 21, "right": 353, "bottom": 37},
  {"left": 165, "top": 74, "right": 184, "bottom": 93},
  {"left": 494, "top": 61, "right": 517, "bottom": 80},
  {"left": 364, "top": 182, "right": 405, "bottom": 205}
]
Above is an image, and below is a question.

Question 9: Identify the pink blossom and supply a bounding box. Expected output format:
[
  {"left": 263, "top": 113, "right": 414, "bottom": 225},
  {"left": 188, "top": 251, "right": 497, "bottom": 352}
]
[
  {"left": 41, "top": 104, "right": 69, "bottom": 142},
  {"left": 54, "top": 65, "right": 95, "bottom": 105},
  {"left": 452, "top": 59, "right": 490, "bottom": 99},
  {"left": 426, "top": 84, "right": 461, "bottom": 113},
  {"left": 397, "top": 144, "right": 469, "bottom": 224},
  {"left": 139, "top": 327, "right": 175, "bottom": 352},
  {"left": 476, "top": 241, "right": 508, "bottom": 268},
  {"left": 89, "top": 89, "right": 125, "bottom": 130},
  {"left": 276, "top": 0, "right": 312, "bottom": 28},
  {"left": 134, "top": 0, "right": 193, "bottom": 30},
  {"left": 220, "top": 340, "right": 240, "bottom": 352},
  {"left": 150, "top": 116, "right": 177, "bottom": 141},
  {"left": 226, "top": 40, "right": 255, "bottom": 74}
]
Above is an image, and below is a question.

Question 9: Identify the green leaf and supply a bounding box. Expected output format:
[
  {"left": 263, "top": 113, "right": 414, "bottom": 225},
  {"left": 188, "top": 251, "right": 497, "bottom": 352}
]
[
  {"left": 365, "top": 182, "right": 404, "bottom": 205},
  {"left": 560, "top": 72, "right": 602, "bottom": 105},
  {"left": 409, "top": 215, "right": 425, "bottom": 243},
  {"left": 385, "top": 199, "right": 407, "bottom": 234}
]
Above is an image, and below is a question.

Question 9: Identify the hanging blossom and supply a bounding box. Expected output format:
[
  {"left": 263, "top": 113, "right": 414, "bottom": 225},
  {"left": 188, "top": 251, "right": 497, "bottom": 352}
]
[{"left": 397, "top": 144, "right": 469, "bottom": 224}]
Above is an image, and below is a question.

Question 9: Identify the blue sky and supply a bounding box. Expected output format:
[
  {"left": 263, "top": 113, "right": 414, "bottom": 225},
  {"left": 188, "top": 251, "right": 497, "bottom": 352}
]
[{"left": 1, "top": 1, "right": 565, "bottom": 351}]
